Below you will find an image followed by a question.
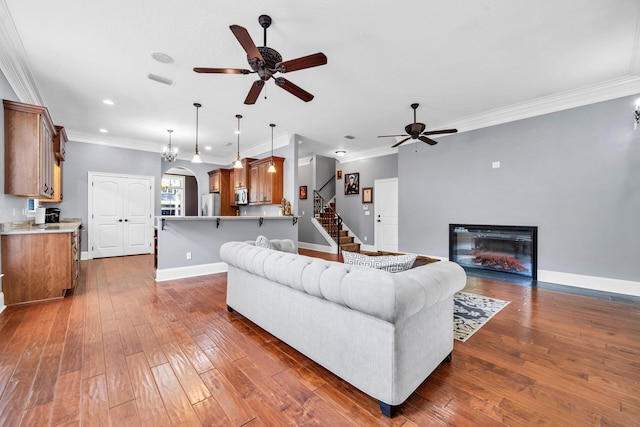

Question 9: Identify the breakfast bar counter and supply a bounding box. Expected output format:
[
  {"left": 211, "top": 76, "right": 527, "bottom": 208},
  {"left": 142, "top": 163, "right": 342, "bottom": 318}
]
[{"left": 155, "top": 215, "right": 300, "bottom": 281}]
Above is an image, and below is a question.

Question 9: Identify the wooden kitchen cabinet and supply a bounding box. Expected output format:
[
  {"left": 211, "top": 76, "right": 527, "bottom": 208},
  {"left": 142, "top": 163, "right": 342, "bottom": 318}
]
[
  {"left": 233, "top": 158, "right": 255, "bottom": 189},
  {"left": 248, "top": 157, "right": 285, "bottom": 205},
  {"left": 39, "top": 126, "right": 67, "bottom": 203},
  {"left": 208, "top": 169, "right": 222, "bottom": 193},
  {"left": 3, "top": 99, "right": 56, "bottom": 198},
  {"left": 1, "top": 226, "right": 81, "bottom": 305},
  {"left": 53, "top": 125, "right": 67, "bottom": 160},
  {"left": 208, "top": 168, "right": 237, "bottom": 215}
]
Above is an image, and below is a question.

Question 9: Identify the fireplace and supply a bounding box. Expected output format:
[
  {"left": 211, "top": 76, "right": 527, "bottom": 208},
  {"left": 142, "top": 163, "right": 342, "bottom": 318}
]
[{"left": 449, "top": 224, "right": 537, "bottom": 280}]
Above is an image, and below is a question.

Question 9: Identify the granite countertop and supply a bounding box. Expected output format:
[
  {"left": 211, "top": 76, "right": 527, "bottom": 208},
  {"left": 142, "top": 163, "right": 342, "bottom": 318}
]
[{"left": 0, "top": 218, "right": 82, "bottom": 235}]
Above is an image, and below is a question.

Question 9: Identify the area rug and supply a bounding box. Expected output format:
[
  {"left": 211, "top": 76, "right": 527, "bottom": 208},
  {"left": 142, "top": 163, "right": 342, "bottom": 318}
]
[{"left": 454, "top": 292, "right": 510, "bottom": 342}]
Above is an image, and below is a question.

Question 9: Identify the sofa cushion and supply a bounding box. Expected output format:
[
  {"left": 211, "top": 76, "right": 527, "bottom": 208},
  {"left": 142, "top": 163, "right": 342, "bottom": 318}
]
[
  {"left": 255, "top": 235, "right": 275, "bottom": 250},
  {"left": 342, "top": 251, "right": 417, "bottom": 273}
]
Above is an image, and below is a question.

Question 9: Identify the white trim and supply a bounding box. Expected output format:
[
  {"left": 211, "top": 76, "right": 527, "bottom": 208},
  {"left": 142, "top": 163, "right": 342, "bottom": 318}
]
[
  {"left": 155, "top": 262, "right": 228, "bottom": 282},
  {"left": 538, "top": 270, "right": 640, "bottom": 297},
  {"left": 297, "top": 242, "right": 335, "bottom": 254},
  {"left": 0, "top": 273, "right": 5, "bottom": 314},
  {"left": 310, "top": 217, "right": 338, "bottom": 251}
]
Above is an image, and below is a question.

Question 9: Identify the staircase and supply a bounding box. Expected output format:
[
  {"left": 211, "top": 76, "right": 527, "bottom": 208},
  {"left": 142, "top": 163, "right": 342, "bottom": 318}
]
[{"left": 314, "top": 194, "right": 360, "bottom": 253}]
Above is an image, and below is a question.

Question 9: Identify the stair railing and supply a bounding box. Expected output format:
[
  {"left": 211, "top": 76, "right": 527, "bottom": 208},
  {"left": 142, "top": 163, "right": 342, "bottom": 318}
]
[{"left": 313, "top": 190, "right": 343, "bottom": 254}]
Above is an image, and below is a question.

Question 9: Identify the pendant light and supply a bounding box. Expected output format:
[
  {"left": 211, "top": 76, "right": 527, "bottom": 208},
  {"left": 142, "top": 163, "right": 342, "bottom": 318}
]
[
  {"left": 191, "top": 102, "right": 202, "bottom": 163},
  {"left": 267, "top": 123, "right": 276, "bottom": 173},
  {"left": 233, "top": 114, "right": 243, "bottom": 169},
  {"left": 162, "top": 129, "right": 178, "bottom": 162}
]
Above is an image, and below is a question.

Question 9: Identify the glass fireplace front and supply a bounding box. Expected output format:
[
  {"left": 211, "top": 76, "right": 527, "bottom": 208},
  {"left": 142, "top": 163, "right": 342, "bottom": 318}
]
[{"left": 449, "top": 224, "right": 537, "bottom": 279}]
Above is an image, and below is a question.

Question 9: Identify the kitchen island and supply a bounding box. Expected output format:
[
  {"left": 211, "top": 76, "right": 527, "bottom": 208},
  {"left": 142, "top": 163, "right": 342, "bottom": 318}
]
[
  {"left": 156, "top": 215, "right": 300, "bottom": 281},
  {"left": 1, "top": 219, "right": 82, "bottom": 305}
]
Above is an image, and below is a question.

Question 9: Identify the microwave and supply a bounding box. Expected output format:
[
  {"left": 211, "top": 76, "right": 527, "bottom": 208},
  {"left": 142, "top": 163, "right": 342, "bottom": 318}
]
[{"left": 235, "top": 188, "right": 248, "bottom": 205}]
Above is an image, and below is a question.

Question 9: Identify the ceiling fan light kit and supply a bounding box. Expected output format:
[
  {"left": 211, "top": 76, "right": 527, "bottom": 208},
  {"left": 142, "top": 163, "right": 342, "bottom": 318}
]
[
  {"left": 378, "top": 103, "right": 458, "bottom": 148},
  {"left": 192, "top": 103, "right": 202, "bottom": 163},
  {"left": 194, "top": 15, "right": 327, "bottom": 105}
]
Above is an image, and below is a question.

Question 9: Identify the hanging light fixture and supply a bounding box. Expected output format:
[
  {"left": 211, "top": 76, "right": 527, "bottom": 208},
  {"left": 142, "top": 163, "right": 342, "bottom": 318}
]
[
  {"left": 233, "top": 114, "right": 243, "bottom": 168},
  {"left": 268, "top": 123, "right": 276, "bottom": 173},
  {"left": 191, "top": 102, "right": 202, "bottom": 163},
  {"left": 162, "top": 129, "right": 178, "bottom": 162},
  {"left": 635, "top": 98, "right": 640, "bottom": 130}
]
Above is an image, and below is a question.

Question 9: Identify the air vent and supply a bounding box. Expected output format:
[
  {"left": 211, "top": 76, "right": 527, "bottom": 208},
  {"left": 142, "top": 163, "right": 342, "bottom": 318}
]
[
  {"left": 147, "top": 74, "right": 174, "bottom": 86},
  {"left": 344, "top": 135, "right": 355, "bottom": 140}
]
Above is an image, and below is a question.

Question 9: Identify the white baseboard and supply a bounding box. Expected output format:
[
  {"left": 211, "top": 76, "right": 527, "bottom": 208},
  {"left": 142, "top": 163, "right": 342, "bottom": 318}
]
[
  {"left": 298, "top": 242, "right": 336, "bottom": 254},
  {"left": 538, "top": 270, "right": 640, "bottom": 297},
  {"left": 155, "top": 262, "right": 228, "bottom": 282},
  {"left": 0, "top": 292, "right": 5, "bottom": 314}
]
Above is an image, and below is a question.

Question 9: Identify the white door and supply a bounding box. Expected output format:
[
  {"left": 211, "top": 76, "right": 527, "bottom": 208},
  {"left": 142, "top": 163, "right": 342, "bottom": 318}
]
[
  {"left": 90, "top": 173, "right": 153, "bottom": 258},
  {"left": 374, "top": 178, "right": 399, "bottom": 252}
]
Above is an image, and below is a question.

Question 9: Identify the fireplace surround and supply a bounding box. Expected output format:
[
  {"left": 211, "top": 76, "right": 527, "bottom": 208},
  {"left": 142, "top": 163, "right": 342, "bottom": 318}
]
[{"left": 449, "top": 224, "right": 537, "bottom": 280}]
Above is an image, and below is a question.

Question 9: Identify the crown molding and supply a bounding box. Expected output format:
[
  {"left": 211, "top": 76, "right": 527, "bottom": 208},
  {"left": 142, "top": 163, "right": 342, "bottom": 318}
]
[
  {"left": 337, "top": 146, "right": 398, "bottom": 164},
  {"left": 431, "top": 76, "right": 640, "bottom": 133},
  {"left": 0, "top": 0, "right": 44, "bottom": 105}
]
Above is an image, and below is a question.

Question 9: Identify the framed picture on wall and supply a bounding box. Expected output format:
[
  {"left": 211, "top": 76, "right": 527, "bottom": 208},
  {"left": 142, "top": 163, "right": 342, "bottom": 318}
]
[
  {"left": 362, "top": 187, "right": 373, "bottom": 204},
  {"left": 336, "top": 170, "right": 342, "bottom": 180},
  {"left": 344, "top": 172, "right": 359, "bottom": 195},
  {"left": 299, "top": 185, "right": 307, "bottom": 200}
]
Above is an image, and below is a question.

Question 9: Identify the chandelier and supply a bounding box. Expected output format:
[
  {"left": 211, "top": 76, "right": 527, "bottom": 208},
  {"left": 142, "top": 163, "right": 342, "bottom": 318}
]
[{"left": 162, "top": 129, "right": 178, "bottom": 162}]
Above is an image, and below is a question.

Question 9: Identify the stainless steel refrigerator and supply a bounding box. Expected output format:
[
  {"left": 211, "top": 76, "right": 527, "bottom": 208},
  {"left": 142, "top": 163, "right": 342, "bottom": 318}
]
[{"left": 201, "top": 193, "right": 220, "bottom": 216}]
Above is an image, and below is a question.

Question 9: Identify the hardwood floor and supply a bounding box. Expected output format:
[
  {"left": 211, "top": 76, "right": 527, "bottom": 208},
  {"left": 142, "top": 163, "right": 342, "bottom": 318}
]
[{"left": 0, "top": 251, "right": 638, "bottom": 426}]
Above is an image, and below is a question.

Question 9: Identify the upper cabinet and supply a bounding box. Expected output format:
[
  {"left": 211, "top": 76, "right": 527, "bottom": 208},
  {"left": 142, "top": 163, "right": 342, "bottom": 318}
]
[
  {"left": 233, "top": 158, "right": 255, "bottom": 189},
  {"left": 3, "top": 99, "right": 57, "bottom": 198},
  {"left": 208, "top": 168, "right": 238, "bottom": 216},
  {"left": 248, "top": 157, "right": 285, "bottom": 205},
  {"left": 41, "top": 126, "right": 68, "bottom": 203}
]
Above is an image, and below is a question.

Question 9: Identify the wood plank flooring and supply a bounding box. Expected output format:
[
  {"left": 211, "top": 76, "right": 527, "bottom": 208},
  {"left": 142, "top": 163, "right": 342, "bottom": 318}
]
[{"left": 0, "top": 251, "right": 638, "bottom": 426}]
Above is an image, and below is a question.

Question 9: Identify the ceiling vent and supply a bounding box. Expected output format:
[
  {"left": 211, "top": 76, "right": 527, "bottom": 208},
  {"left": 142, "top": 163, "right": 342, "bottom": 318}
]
[{"left": 147, "top": 74, "right": 174, "bottom": 86}]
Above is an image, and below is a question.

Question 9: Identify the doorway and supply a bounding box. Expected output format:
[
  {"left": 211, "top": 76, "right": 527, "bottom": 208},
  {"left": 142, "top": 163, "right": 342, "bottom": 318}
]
[
  {"left": 88, "top": 172, "right": 154, "bottom": 258},
  {"left": 374, "top": 177, "right": 399, "bottom": 252}
]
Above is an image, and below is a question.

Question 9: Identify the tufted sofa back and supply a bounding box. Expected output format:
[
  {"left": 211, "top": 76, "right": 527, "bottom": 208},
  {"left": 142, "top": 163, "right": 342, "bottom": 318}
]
[{"left": 220, "top": 241, "right": 466, "bottom": 324}]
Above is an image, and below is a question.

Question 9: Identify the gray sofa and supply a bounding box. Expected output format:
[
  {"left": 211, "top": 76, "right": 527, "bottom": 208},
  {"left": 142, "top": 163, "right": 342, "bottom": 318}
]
[{"left": 220, "top": 241, "right": 466, "bottom": 416}]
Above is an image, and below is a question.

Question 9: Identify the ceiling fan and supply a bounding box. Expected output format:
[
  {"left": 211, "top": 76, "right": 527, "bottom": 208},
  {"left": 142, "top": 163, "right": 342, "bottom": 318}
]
[
  {"left": 194, "top": 15, "right": 327, "bottom": 105},
  {"left": 378, "top": 103, "right": 458, "bottom": 148}
]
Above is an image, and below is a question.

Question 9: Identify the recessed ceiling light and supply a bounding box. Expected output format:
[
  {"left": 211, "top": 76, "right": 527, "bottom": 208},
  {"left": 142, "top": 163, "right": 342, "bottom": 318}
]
[
  {"left": 151, "top": 52, "right": 174, "bottom": 64},
  {"left": 147, "top": 73, "right": 174, "bottom": 85},
  {"left": 102, "top": 99, "right": 114, "bottom": 105},
  {"left": 99, "top": 128, "right": 108, "bottom": 133},
  {"left": 205, "top": 146, "right": 212, "bottom": 151},
  {"left": 336, "top": 150, "right": 346, "bottom": 157}
]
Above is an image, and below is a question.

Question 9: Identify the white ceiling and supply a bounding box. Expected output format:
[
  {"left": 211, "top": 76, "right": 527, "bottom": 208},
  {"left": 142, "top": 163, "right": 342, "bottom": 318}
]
[{"left": 1, "top": 0, "right": 639, "bottom": 164}]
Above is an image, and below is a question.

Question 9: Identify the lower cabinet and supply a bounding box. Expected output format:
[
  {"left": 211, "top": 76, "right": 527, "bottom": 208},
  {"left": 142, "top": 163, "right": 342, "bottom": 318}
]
[{"left": 1, "top": 228, "right": 81, "bottom": 305}]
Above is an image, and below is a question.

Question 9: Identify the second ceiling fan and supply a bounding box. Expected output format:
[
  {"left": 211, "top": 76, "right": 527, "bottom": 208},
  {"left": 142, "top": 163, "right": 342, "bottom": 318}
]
[
  {"left": 378, "top": 103, "right": 458, "bottom": 147},
  {"left": 194, "top": 15, "right": 327, "bottom": 105}
]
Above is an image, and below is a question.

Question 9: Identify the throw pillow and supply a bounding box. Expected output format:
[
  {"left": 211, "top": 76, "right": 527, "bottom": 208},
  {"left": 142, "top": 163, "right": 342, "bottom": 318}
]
[
  {"left": 342, "top": 251, "right": 417, "bottom": 273},
  {"left": 255, "top": 235, "right": 275, "bottom": 250}
]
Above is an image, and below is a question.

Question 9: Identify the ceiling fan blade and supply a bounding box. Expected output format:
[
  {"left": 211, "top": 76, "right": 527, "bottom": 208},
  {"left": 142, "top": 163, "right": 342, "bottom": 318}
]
[
  {"left": 193, "top": 67, "right": 252, "bottom": 74},
  {"left": 419, "top": 136, "right": 438, "bottom": 146},
  {"left": 423, "top": 128, "right": 458, "bottom": 135},
  {"left": 230, "top": 25, "right": 264, "bottom": 61},
  {"left": 275, "top": 77, "right": 314, "bottom": 102},
  {"left": 276, "top": 52, "right": 328, "bottom": 73},
  {"left": 392, "top": 137, "right": 412, "bottom": 148},
  {"left": 377, "top": 134, "right": 409, "bottom": 138},
  {"left": 244, "top": 80, "right": 265, "bottom": 105}
]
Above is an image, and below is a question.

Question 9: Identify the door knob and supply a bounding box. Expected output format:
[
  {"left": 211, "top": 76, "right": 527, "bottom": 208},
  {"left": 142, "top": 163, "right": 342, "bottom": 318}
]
[
  {"left": 124, "top": 219, "right": 129, "bottom": 222},
  {"left": 118, "top": 219, "right": 123, "bottom": 222}
]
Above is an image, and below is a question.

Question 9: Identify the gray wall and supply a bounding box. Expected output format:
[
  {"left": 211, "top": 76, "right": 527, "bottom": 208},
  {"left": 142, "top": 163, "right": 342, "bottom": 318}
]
[
  {"left": 399, "top": 94, "right": 640, "bottom": 282},
  {"left": 298, "top": 162, "right": 328, "bottom": 246},
  {"left": 314, "top": 154, "right": 336, "bottom": 202},
  {"left": 335, "top": 154, "right": 398, "bottom": 245}
]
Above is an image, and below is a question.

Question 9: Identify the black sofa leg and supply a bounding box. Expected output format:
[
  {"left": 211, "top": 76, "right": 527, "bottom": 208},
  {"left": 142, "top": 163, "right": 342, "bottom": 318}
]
[
  {"left": 227, "top": 305, "right": 234, "bottom": 313},
  {"left": 379, "top": 401, "right": 395, "bottom": 417},
  {"left": 444, "top": 351, "right": 452, "bottom": 362}
]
